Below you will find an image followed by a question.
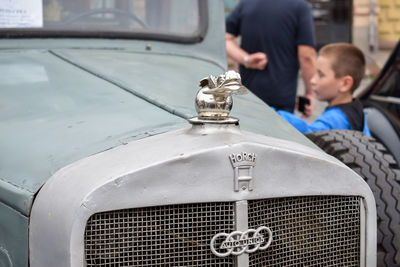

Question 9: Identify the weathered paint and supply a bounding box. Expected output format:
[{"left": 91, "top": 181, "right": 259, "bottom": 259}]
[
  {"left": 0, "top": 201, "right": 29, "bottom": 267},
  {"left": 0, "top": 0, "right": 315, "bottom": 218},
  {"left": 0, "top": 49, "right": 190, "bottom": 215},
  {"left": 48, "top": 48, "right": 316, "bottom": 145}
]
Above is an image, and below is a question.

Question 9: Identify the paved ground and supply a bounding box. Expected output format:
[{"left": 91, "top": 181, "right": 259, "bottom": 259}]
[{"left": 296, "top": 26, "right": 392, "bottom": 122}]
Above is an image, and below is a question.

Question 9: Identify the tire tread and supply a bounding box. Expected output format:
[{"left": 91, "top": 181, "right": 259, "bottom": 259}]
[{"left": 306, "top": 130, "right": 400, "bottom": 267}]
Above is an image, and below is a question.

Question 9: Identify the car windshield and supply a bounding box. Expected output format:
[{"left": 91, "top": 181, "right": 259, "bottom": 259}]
[{"left": 0, "top": 0, "right": 204, "bottom": 42}]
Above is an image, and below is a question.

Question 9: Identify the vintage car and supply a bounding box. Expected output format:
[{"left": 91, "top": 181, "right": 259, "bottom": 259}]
[
  {"left": 360, "top": 41, "right": 400, "bottom": 267},
  {"left": 0, "top": 1, "right": 379, "bottom": 266},
  {"left": 359, "top": 41, "right": 400, "bottom": 168}
]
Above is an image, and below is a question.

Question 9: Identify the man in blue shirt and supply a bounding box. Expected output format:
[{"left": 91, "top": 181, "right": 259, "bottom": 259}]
[
  {"left": 277, "top": 43, "right": 371, "bottom": 136},
  {"left": 226, "top": 0, "right": 316, "bottom": 116}
]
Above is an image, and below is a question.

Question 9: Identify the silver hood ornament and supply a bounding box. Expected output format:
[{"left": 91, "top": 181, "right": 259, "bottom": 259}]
[{"left": 189, "top": 70, "right": 247, "bottom": 124}]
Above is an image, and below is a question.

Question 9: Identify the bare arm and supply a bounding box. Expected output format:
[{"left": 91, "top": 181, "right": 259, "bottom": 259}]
[
  {"left": 298, "top": 45, "right": 316, "bottom": 117},
  {"left": 225, "top": 33, "right": 267, "bottom": 70}
]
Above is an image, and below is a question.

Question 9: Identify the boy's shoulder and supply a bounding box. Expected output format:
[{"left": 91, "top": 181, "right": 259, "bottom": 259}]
[{"left": 328, "top": 99, "right": 364, "bottom": 131}]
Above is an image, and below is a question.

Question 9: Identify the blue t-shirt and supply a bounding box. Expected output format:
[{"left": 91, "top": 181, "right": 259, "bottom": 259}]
[
  {"left": 277, "top": 107, "right": 371, "bottom": 136},
  {"left": 226, "top": 0, "right": 316, "bottom": 111}
]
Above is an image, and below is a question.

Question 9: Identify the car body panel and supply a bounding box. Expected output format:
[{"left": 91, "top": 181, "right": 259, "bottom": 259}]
[
  {"left": 359, "top": 40, "right": 400, "bottom": 164},
  {"left": 0, "top": 201, "right": 29, "bottom": 267},
  {"left": 364, "top": 106, "right": 400, "bottom": 165},
  {"left": 359, "top": 40, "right": 399, "bottom": 125},
  {"left": 30, "top": 124, "right": 377, "bottom": 267},
  {"left": 0, "top": 48, "right": 316, "bottom": 216},
  {"left": 0, "top": 49, "right": 190, "bottom": 215}
]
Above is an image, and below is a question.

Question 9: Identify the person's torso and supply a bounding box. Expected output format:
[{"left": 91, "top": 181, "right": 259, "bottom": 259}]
[{"left": 238, "top": 0, "right": 307, "bottom": 107}]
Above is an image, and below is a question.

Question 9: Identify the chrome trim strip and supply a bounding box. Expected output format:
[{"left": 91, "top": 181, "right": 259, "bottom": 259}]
[
  {"left": 360, "top": 198, "right": 366, "bottom": 267},
  {"left": 236, "top": 200, "right": 249, "bottom": 267}
]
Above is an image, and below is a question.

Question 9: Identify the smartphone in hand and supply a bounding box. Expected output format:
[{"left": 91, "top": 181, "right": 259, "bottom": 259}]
[{"left": 298, "top": 96, "right": 310, "bottom": 114}]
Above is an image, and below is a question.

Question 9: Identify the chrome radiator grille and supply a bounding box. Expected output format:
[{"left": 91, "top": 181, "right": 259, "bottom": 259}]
[
  {"left": 84, "top": 196, "right": 361, "bottom": 266},
  {"left": 248, "top": 196, "right": 361, "bottom": 266},
  {"left": 84, "top": 202, "right": 235, "bottom": 266}
]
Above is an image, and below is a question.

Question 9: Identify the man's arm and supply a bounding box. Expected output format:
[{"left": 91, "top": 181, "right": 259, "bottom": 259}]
[
  {"left": 298, "top": 45, "right": 316, "bottom": 117},
  {"left": 225, "top": 33, "right": 267, "bottom": 70}
]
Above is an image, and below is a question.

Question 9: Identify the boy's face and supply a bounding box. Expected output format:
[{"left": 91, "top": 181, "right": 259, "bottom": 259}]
[{"left": 311, "top": 55, "right": 344, "bottom": 103}]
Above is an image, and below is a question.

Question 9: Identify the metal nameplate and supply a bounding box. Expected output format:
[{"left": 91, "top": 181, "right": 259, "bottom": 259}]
[
  {"left": 210, "top": 226, "right": 272, "bottom": 257},
  {"left": 229, "top": 152, "right": 256, "bottom": 192}
]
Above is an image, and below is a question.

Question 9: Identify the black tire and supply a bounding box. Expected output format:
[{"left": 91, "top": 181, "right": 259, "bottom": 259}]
[{"left": 305, "top": 130, "right": 400, "bottom": 267}]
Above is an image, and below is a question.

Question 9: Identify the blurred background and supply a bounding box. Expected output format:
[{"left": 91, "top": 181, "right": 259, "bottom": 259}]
[{"left": 224, "top": 0, "right": 398, "bottom": 121}]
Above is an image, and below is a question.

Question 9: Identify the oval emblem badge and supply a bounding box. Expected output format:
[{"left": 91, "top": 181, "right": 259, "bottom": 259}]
[{"left": 210, "top": 226, "right": 272, "bottom": 257}]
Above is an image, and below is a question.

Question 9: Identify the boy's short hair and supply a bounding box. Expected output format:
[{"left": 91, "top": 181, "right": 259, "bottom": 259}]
[{"left": 319, "top": 43, "right": 366, "bottom": 92}]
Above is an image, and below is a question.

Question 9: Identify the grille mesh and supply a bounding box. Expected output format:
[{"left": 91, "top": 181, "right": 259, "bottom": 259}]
[
  {"left": 85, "top": 202, "right": 235, "bottom": 266},
  {"left": 85, "top": 196, "right": 361, "bottom": 266},
  {"left": 248, "top": 196, "right": 361, "bottom": 267}
]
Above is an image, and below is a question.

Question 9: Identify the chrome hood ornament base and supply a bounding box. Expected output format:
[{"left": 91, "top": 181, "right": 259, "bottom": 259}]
[{"left": 189, "top": 70, "right": 247, "bottom": 124}]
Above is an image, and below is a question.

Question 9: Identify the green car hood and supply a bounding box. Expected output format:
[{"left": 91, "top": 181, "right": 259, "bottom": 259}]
[{"left": 0, "top": 48, "right": 314, "bottom": 215}]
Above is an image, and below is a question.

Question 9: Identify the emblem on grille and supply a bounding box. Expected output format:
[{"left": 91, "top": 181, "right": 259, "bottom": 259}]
[
  {"left": 229, "top": 152, "right": 256, "bottom": 191},
  {"left": 210, "top": 226, "right": 272, "bottom": 257}
]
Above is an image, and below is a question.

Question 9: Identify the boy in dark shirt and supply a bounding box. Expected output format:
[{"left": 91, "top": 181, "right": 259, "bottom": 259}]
[{"left": 277, "top": 43, "right": 371, "bottom": 135}]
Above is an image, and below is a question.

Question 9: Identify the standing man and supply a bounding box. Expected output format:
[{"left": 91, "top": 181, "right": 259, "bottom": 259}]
[{"left": 226, "top": 0, "right": 316, "bottom": 116}]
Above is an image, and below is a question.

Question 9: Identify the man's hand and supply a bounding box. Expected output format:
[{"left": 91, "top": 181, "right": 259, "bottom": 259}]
[
  {"left": 226, "top": 33, "right": 267, "bottom": 70},
  {"left": 246, "top": 52, "right": 268, "bottom": 70}
]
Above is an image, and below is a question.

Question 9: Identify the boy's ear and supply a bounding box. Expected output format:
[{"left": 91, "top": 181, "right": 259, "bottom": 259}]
[{"left": 340, "top": 75, "right": 354, "bottom": 93}]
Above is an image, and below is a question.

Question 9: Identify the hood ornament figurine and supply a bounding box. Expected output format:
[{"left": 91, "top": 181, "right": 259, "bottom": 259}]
[{"left": 189, "top": 70, "right": 248, "bottom": 124}]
